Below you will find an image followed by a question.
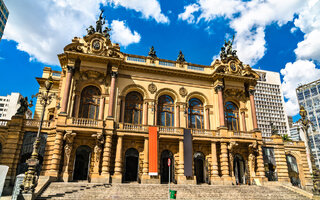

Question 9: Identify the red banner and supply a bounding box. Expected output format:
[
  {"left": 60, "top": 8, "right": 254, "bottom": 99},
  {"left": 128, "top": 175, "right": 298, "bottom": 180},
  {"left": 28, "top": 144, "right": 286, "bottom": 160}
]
[{"left": 149, "top": 126, "right": 158, "bottom": 175}]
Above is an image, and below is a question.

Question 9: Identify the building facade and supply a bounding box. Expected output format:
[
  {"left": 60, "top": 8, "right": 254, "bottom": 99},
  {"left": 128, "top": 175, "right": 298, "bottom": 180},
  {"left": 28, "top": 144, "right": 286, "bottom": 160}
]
[
  {"left": 0, "top": 20, "right": 312, "bottom": 193},
  {"left": 0, "top": 92, "right": 32, "bottom": 120},
  {"left": 0, "top": 0, "right": 8, "bottom": 41},
  {"left": 254, "top": 69, "right": 290, "bottom": 137}
]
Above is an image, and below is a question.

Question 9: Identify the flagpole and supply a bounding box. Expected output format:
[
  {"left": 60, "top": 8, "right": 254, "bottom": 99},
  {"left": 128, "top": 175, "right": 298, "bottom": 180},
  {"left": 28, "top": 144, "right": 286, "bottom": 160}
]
[{"left": 168, "top": 158, "right": 170, "bottom": 200}]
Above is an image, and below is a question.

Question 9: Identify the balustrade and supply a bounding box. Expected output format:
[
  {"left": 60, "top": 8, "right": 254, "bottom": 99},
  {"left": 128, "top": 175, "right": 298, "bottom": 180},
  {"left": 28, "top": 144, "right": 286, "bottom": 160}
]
[
  {"left": 191, "top": 128, "right": 217, "bottom": 136},
  {"left": 70, "top": 117, "right": 99, "bottom": 127},
  {"left": 232, "top": 131, "right": 255, "bottom": 138},
  {"left": 117, "top": 123, "right": 148, "bottom": 132},
  {"left": 24, "top": 119, "right": 52, "bottom": 128}
]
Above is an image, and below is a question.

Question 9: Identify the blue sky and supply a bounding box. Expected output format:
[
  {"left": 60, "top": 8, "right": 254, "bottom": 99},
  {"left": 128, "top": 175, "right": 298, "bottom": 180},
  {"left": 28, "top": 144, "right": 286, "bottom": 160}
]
[{"left": 1, "top": 0, "right": 320, "bottom": 121}]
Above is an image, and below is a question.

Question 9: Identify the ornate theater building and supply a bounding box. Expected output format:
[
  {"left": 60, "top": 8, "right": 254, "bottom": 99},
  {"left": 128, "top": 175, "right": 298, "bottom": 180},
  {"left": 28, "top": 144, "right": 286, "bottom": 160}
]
[{"left": 0, "top": 19, "right": 313, "bottom": 192}]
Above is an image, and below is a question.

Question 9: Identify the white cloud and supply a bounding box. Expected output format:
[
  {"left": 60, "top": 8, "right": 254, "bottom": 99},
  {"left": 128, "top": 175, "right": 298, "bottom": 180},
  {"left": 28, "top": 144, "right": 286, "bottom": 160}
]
[
  {"left": 105, "top": 0, "right": 169, "bottom": 24},
  {"left": 280, "top": 60, "right": 320, "bottom": 116},
  {"left": 294, "top": 1, "right": 320, "bottom": 61},
  {"left": 110, "top": 20, "right": 141, "bottom": 47},
  {"left": 3, "top": 0, "right": 142, "bottom": 65},
  {"left": 178, "top": 4, "right": 199, "bottom": 24},
  {"left": 178, "top": 0, "right": 308, "bottom": 66}
]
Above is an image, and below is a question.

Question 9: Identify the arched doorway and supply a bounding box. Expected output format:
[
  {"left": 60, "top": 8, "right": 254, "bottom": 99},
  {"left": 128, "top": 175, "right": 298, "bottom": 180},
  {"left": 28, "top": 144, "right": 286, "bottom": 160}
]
[
  {"left": 234, "top": 154, "right": 246, "bottom": 184},
  {"left": 194, "top": 152, "right": 205, "bottom": 184},
  {"left": 161, "top": 150, "right": 174, "bottom": 184},
  {"left": 73, "top": 145, "right": 91, "bottom": 181},
  {"left": 124, "top": 148, "right": 139, "bottom": 182},
  {"left": 286, "top": 154, "right": 301, "bottom": 186}
]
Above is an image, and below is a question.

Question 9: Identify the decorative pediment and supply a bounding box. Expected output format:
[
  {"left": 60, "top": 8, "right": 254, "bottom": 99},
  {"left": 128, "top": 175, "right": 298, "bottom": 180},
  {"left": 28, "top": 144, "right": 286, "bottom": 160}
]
[
  {"left": 212, "top": 36, "right": 260, "bottom": 80},
  {"left": 62, "top": 9, "right": 124, "bottom": 59}
]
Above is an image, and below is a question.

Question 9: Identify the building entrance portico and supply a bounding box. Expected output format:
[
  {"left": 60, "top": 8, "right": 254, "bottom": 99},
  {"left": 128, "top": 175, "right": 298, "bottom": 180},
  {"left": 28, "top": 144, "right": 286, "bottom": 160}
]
[
  {"left": 194, "top": 152, "right": 205, "bottom": 184},
  {"left": 73, "top": 145, "right": 91, "bottom": 181},
  {"left": 160, "top": 150, "right": 174, "bottom": 184},
  {"left": 123, "top": 148, "right": 139, "bottom": 182},
  {"left": 234, "top": 154, "right": 246, "bottom": 185}
]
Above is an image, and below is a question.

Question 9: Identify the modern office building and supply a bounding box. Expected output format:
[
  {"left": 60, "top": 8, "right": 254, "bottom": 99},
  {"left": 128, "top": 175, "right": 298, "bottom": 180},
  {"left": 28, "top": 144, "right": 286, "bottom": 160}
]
[
  {"left": 296, "top": 78, "right": 320, "bottom": 169},
  {"left": 0, "top": 92, "right": 32, "bottom": 120},
  {"left": 0, "top": 0, "right": 9, "bottom": 41},
  {"left": 253, "top": 69, "right": 290, "bottom": 137}
]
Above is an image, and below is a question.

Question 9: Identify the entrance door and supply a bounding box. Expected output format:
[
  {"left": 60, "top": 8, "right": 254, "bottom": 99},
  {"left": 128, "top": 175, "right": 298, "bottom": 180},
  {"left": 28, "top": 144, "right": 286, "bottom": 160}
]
[
  {"left": 124, "top": 148, "right": 139, "bottom": 182},
  {"left": 234, "top": 154, "right": 246, "bottom": 184},
  {"left": 194, "top": 152, "right": 205, "bottom": 184},
  {"left": 286, "top": 154, "right": 301, "bottom": 186},
  {"left": 73, "top": 145, "right": 91, "bottom": 181},
  {"left": 161, "top": 150, "right": 174, "bottom": 184}
]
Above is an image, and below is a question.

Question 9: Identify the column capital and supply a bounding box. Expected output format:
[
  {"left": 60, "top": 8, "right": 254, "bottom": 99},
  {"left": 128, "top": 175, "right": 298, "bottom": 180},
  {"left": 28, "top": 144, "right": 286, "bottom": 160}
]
[
  {"left": 249, "top": 89, "right": 255, "bottom": 96},
  {"left": 67, "top": 65, "right": 75, "bottom": 73},
  {"left": 215, "top": 85, "right": 224, "bottom": 93},
  {"left": 111, "top": 71, "right": 118, "bottom": 78}
]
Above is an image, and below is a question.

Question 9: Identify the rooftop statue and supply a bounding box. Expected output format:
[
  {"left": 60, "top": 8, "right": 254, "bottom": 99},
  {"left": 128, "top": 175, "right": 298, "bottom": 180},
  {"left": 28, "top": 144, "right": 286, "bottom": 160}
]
[
  {"left": 103, "top": 26, "right": 112, "bottom": 40},
  {"left": 220, "top": 35, "right": 238, "bottom": 60},
  {"left": 177, "top": 50, "right": 186, "bottom": 62},
  {"left": 148, "top": 46, "right": 157, "bottom": 58},
  {"left": 86, "top": 25, "right": 95, "bottom": 35},
  {"left": 96, "top": 9, "right": 105, "bottom": 33},
  {"left": 16, "top": 97, "right": 33, "bottom": 116},
  {"left": 270, "top": 122, "right": 279, "bottom": 136}
]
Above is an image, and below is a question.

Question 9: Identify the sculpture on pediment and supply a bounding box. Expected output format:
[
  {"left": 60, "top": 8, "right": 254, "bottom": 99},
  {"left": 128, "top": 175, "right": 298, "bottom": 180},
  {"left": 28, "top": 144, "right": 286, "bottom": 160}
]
[
  {"left": 148, "top": 46, "right": 157, "bottom": 58},
  {"left": 103, "top": 26, "right": 112, "bottom": 40},
  {"left": 86, "top": 25, "right": 95, "bottom": 35},
  {"left": 96, "top": 9, "right": 105, "bottom": 33},
  {"left": 220, "top": 35, "right": 238, "bottom": 61},
  {"left": 177, "top": 50, "right": 185, "bottom": 62},
  {"left": 270, "top": 122, "right": 279, "bottom": 136}
]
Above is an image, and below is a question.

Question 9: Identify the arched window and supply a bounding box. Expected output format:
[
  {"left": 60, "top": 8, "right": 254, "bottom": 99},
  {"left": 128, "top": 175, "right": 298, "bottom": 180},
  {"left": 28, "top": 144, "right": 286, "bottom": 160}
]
[
  {"left": 188, "top": 98, "right": 204, "bottom": 129},
  {"left": 79, "top": 86, "right": 101, "bottom": 119},
  {"left": 286, "top": 154, "right": 301, "bottom": 186},
  {"left": 224, "top": 101, "right": 239, "bottom": 131},
  {"left": 124, "top": 92, "right": 143, "bottom": 124},
  {"left": 157, "top": 95, "right": 174, "bottom": 126}
]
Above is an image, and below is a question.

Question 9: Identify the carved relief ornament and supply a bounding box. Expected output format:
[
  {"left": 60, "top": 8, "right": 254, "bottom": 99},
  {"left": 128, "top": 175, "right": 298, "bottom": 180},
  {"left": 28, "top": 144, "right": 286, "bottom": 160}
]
[
  {"left": 179, "top": 87, "right": 188, "bottom": 97},
  {"left": 148, "top": 83, "right": 157, "bottom": 94}
]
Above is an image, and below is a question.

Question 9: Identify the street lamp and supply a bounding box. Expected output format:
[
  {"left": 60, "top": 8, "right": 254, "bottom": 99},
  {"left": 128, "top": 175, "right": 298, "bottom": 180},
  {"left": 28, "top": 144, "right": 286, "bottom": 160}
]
[
  {"left": 298, "top": 105, "right": 320, "bottom": 196},
  {"left": 21, "top": 76, "right": 56, "bottom": 196}
]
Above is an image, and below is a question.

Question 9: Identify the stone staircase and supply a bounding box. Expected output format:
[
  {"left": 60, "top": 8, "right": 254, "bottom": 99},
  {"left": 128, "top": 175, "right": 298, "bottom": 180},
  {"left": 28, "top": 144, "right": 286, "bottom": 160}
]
[{"left": 36, "top": 182, "right": 311, "bottom": 200}]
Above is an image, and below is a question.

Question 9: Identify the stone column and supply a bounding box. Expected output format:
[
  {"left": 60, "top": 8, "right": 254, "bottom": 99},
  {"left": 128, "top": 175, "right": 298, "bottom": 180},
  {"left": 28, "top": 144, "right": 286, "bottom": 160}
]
[
  {"left": 142, "top": 137, "right": 149, "bottom": 183},
  {"left": 177, "top": 139, "right": 186, "bottom": 184},
  {"left": 249, "top": 90, "right": 258, "bottom": 130},
  {"left": 154, "top": 102, "right": 158, "bottom": 126},
  {"left": 91, "top": 132, "right": 104, "bottom": 182},
  {"left": 61, "top": 66, "right": 74, "bottom": 113},
  {"left": 112, "top": 135, "right": 123, "bottom": 183},
  {"left": 49, "top": 131, "right": 64, "bottom": 177},
  {"left": 98, "top": 97, "right": 105, "bottom": 120},
  {"left": 143, "top": 101, "right": 148, "bottom": 125},
  {"left": 101, "top": 134, "right": 112, "bottom": 183},
  {"left": 220, "top": 142, "right": 229, "bottom": 177},
  {"left": 211, "top": 142, "right": 219, "bottom": 182},
  {"left": 256, "top": 144, "right": 265, "bottom": 178},
  {"left": 215, "top": 85, "right": 225, "bottom": 127},
  {"left": 206, "top": 108, "right": 210, "bottom": 129},
  {"left": 121, "top": 98, "right": 125, "bottom": 122},
  {"left": 62, "top": 131, "right": 76, "bottom": 182},
  {"left": 241, "top": 111, "right": 247, "bottom": 132},
  {"left": 108, "top": 71, "right": 118, "bottom": 117},
  {"left": 73, "top": 92, "right": 81, "bottom": 117},
  {"left": 176, "top": 104, "right": 180, "bottom": 127}
]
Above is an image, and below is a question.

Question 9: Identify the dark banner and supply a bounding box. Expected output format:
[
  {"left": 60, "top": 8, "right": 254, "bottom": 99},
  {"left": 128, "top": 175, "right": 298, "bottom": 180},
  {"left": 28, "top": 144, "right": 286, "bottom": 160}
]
[{"left": 184, "top": 129, "right": 193, "bottom": 176}]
